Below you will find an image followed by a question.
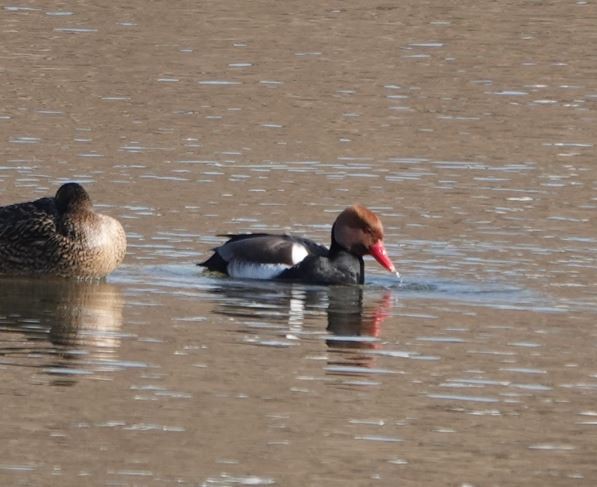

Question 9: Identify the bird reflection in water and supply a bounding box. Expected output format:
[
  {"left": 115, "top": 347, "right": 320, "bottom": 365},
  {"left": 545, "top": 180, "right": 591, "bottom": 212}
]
[
  {"left": 326, "top": 286, "right": 393, "bottom": 371},
  {"left": 0, "top": 278, "right": 124, "bottom": 384},
  {"left": 207, "top": 281, "right": 394, "bottom": 371},
  {"left": 207, "top": 281, "right": 323, "bottom": 336}
]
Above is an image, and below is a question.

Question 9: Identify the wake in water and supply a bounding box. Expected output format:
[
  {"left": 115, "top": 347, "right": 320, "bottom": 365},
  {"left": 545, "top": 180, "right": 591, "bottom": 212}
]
[{"left": 108, "top": 263, "right": 560, "bottom": 312}]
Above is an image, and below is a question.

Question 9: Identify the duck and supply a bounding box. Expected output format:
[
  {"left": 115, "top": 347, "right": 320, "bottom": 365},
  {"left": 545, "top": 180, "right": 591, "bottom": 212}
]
[
  {"left": 199, "top": 204, "right": 398, "bottom": 285},
  {"left": 0, "top": 182, "right": 126, "bottom": 279}
]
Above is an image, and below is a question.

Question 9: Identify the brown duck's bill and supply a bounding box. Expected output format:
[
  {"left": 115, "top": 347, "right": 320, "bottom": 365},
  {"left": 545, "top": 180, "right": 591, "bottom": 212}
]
[{"left": 369, "top": 240, "right": 400, "bottom": 278}]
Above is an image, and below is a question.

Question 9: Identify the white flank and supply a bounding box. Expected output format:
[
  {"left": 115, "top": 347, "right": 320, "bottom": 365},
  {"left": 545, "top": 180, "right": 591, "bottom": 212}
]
[
  {"left": 227, "top": 260, "right": 289, "bottom": 280},
  {"left": 291, "top": 243, "right": 309, "bottom": 265}
]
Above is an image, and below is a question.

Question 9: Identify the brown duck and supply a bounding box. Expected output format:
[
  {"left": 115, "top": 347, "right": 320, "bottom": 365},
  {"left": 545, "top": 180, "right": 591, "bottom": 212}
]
[{"left": 0, "top": 183, "right": 126, "bottom": 278}]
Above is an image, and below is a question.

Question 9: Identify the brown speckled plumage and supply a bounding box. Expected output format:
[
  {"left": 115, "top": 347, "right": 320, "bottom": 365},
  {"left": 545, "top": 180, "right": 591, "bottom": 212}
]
[{"left": 0, "top": 183, "right": 126, "bottom": 278}]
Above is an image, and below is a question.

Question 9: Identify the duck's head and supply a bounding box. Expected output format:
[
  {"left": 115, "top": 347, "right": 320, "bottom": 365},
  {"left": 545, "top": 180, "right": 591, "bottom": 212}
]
[
  {"left": 55, "top": 183, "right": 93, "bottom": 214},
  {"left": 332, "top": 204, "right": 398, "bottom": 277}
]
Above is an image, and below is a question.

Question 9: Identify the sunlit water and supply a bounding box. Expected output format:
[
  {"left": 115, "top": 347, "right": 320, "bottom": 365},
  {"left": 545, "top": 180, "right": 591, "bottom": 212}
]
[{"left": 1, "top": 1, "right": 597, "bottom": 486}]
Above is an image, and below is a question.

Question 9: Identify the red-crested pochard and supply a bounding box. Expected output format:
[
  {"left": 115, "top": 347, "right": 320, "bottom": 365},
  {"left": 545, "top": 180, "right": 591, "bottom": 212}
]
[{"left": 199, "top": 204, "right": 398, "bottom": 285}]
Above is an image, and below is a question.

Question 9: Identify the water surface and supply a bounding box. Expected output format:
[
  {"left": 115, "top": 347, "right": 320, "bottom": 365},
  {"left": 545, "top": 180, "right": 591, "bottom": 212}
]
[{"left": 1, "top": 1, "right": 597, "bottom": 486}]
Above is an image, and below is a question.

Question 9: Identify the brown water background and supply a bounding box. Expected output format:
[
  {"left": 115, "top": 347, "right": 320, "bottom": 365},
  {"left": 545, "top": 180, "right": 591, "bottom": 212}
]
[{"left": 1, "top": 1, "right": 597, "bottom": 486}]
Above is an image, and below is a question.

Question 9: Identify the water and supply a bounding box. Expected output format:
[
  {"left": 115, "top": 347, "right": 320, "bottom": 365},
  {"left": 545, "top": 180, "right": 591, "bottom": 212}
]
[{"left": 1, "top": 1, "right": 597, "bottom": 486}]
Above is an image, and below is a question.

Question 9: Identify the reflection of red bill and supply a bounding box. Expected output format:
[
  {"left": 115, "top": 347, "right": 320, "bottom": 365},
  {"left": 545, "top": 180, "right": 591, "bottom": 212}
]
[
  {"left": 371, "top": 293, "right": 393, "bottom": 337},
  {"left": 369, "top": 240, "right": 399, "bottom": 278}
]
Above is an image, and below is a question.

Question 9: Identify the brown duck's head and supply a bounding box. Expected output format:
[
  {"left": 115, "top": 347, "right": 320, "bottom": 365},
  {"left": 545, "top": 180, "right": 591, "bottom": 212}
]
[
  {"left": 55, "top": 183, "right": 93, "bottom": 214},
  {"left": 332, "top": 204, "right": 398, "bottom": 275}
]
